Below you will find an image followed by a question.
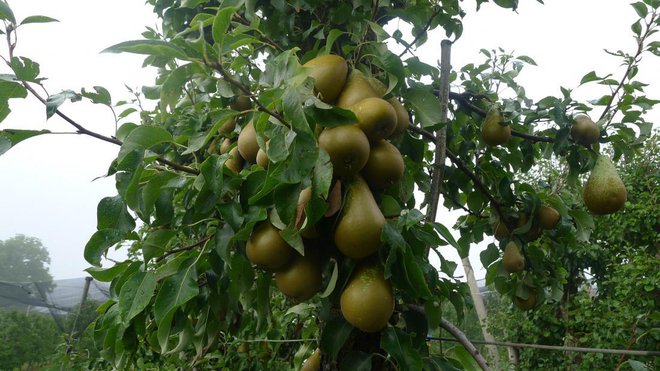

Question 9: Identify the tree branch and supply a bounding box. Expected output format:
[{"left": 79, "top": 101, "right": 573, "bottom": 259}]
[
  {"left": 409, "top": 304, "right": 491, "bottom": 370},
  {"left": 408, "top": 124, "right": 504, "bottom": 218},
  {"left": 22, "top": 83, "right": 201, "bottom": 175},
  {"left": 510, "top": 130, "right": 555, "bottom": 143}
]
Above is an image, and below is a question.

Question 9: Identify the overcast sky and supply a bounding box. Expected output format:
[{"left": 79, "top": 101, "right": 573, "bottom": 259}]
[{"left": 0, "top": 1, "right": 657, "bottom": 281}]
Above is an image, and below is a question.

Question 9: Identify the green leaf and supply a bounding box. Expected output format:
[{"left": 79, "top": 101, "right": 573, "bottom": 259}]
[
  {"left": 320, "top": 259, "right": 339, "bottom": 298},
  {"left": 20, "top": 15, "right": 59, "bottom": 25},
  {"left": 631, "top": 20, "right": 642, "bottom": 36},
  {"left": 118, "top": 271, "right": 157, "bottom": 323},
  {"left": 0, "top": 129, "right": 50, "bottom": 155},
  {"left": 0, "top": 79, "right": 28, "bottom": 100},
  {"left": 154, "top": 259, "right": 199, "bottom": 323},
  {"left": 85, "top": 261, "right": 132, "bottom": 282},
  {"left": 45, "top": 90, "right": 80, "bottom": 119},
  {"left": 425, "top": 300, "right": 442, "bottom": 330},
  {"left": 380, "top": 327, "right": 423, "bottom": 370},
  {"left": 407, "top": 87, "right": 444, "bottom": 127},
  {"left": 479, "top": 243, "right": 500, "bottom": 268},
  {"left": 97, "top": 196, "right": 135, "bottom": 233},
  {"left": 0, "top": 1, "right": 16, "bottom": 23},
  {"left": 84, "top": 229, "right": 125, "bottom": 266},
  {"left": 570, "top": 208, "right": 594, "bottom": 242},
  {"left": 579, "top": 71, "right": 603, "bottom": 85},
  {"left": 212, "top": 6, "right": 239, "bottom": 49},
  {"left": 432, "top": 222, "right": 468, "bottom": 258},
  {"left": 625, "top": 360, "right": 649, "bottom": 371},
  {"left": 447, "top": 345, "right": 480, "bottom": 370},
  {"left": 160, "top": 63, "right": 205, "bottom": 111},
  {"left": 631, "top": 2, "right": 649, "bottom": 18},
  {"left": 117, "top": 125, "right": 172, "bottom": 162},
  {"left": 102, "top": 40, "right": 188, "bottom": 60},
  {"left": 81, "top": 86, "right": 112, "bottom": 105},
  {"left": 142, "top": 229, "right": 177, "bottom": 262},
  {"left": 10, "top": 57, "right": 40, "bottom": 82},
  {"left": 516, "top": 55, "right": 537, "bottom": 66},
  {"left": 320, "top": 317, "right": 353, "bottom": 360}
]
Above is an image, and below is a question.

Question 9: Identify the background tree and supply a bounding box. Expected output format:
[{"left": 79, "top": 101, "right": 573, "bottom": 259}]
[
  {"left": 485, "top": 134, "right": 659, "bottom": 370},
  {"left": 0, "top": 310, "right": 60, "bottom": 369},
  {"left": 0, "top": 234, "right": 54, "bottom": 290},
  {"left": 0, "top": 0, "right": 658, "bottom": 369}
]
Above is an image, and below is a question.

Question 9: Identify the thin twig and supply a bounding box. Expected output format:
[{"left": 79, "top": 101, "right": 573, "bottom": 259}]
[
  {"left": 510, "top": 130, "right": 555, "bottom": 143},
  {"left": 205, "top": 59, "right": 288, "bottom": 126},
  {"left": 398, "top": 7, "right": 443, "bottom": 57},
  {"left": 156, "top": 236, "right": 212, "bottom": 262},
  {"left": 599, "top": 11, "right": 658, "bottom": 125}
]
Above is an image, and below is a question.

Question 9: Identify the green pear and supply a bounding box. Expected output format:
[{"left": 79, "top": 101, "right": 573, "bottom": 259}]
[
  {"left": 583, "top": 155, "right": 627, "bottom": 214},
  {"left": 502, "top": 241, "right": 525, "bottom": 273},
  {"left": 481, "top": 108, "right": 511, "bottom": 146},
  {"left": 336, "top": 70, "right": 379, "bottom": 108},
  {"left": 318, "top": 124, "right": 370, "bottom": 177},
  {"left": 334, "top": 175, "right": 385, "bottom": 259},
  {"left": 350, "top": 97, "right": 398, "bottom": 142},
  {"left": 571, "top": 114, "right": 600, "bottom": 146},
  {"left": 303, "top": 54, "right": 348, "bottom": 103},
  {"left": 361, "top": 140, "right": 404, "bottom": 190}
]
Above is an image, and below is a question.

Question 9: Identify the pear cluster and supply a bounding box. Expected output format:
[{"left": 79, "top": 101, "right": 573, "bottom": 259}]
[{"left": 212, "top": 54, "right": 410, "bottom": 336}]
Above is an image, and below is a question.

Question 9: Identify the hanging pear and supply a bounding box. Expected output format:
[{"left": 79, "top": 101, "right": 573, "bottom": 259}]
[
  {"left": 318, "top": 124, "right": 370, "bottom": 177},
  {"left": 583, "top": 155, "right": 627, "bottom": 214},
  {"left": 340, "top": 262, "right": 394, "bottom": 333},
  {"left": 502, "top": 241, "right": 525, "bottom": 273},
  {"left": 334, "top": 175, "right": 385, "bottom": 259},
  {"left": 361, "top": 140, "right": 405, "bottom": 190},
  {"left": 570, "top": 114, "right": 600, "bottom": 146},
  {"left": 336, "top": 70, "right": 379, "bottom": 108},
  {"left": 303, "top": 54, "right": 348, "bottom": 103},
  {"left": 481, "top": 107, "right": 511, "bottom": 146}
]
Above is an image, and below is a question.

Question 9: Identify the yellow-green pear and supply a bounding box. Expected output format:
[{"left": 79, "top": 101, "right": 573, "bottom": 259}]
[
  {"left": 340, "top": 262, "right": 394, "bottom": 332},
  {"left": 336, "top": 70, "right": 379, "bottom": 108},
  {"left": 218, "top": 117, "right": 236, "bottom": 135},
  {"left": 502, "top": 241, "right": 525, "bottom": 273},
  {"left": 583, "top": 155, "right": 627, "bottom": 214},
  {"left": 361, "top": 140, "right": 404, "bottom": 190},
  {"left": 275, "top": 254, "right": 322, "bottom": 301},
  {"left": 387, "top": 97, "right": 410, "bottom": 138},
  {"left": 303, "top": 54, "right": 348, "bottom": 103},
  {"left": 301, "top": 348, "right": 321, "bottom": 371},
  {"left": 493, "top": 219, "right": 510, "bottom": 241},
  {"left": 481, "top": 108, "right": 511, "bottom": 146},
  {"left": 237, "top": 120, "right": 258, "bottom": 163},
  {"left": 350, "top": 97, "right": 398, "bottom": 142},
  {"left": 367, "top": 77, "right": 388, "bottom": 97},
  {"left": 220, "top": 138, "right": 232, "bottom": 155},
  {"left": 571, "top": 114, "right": 600, "bottom": 146},
  {"left": 318, "top": 124, "right": 370, "bottom": 177},
  {"left": 513, "top": 288, "right": 538, "bottom": 311},
  {"left": 225, "top": 147, "right": 243, "bottom": 174},
  {"left": 246, "top": 219, "right": 294, "bottom": 271},
  {"left": 334, "top": 175, "right": 385, "bottom": 259},
  {"left": 538, "top": 205, "right": 560, "bottom": 229}
]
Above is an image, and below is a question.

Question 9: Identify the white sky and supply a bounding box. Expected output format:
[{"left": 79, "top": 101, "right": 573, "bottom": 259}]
[{"left": 0, "top": 1, "right": 657, "bottom": 281}]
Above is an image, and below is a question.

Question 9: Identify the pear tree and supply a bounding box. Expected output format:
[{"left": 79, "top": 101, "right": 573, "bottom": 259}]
[{"left": 0, "top": 0, "right": 658, "bottom": 369}]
